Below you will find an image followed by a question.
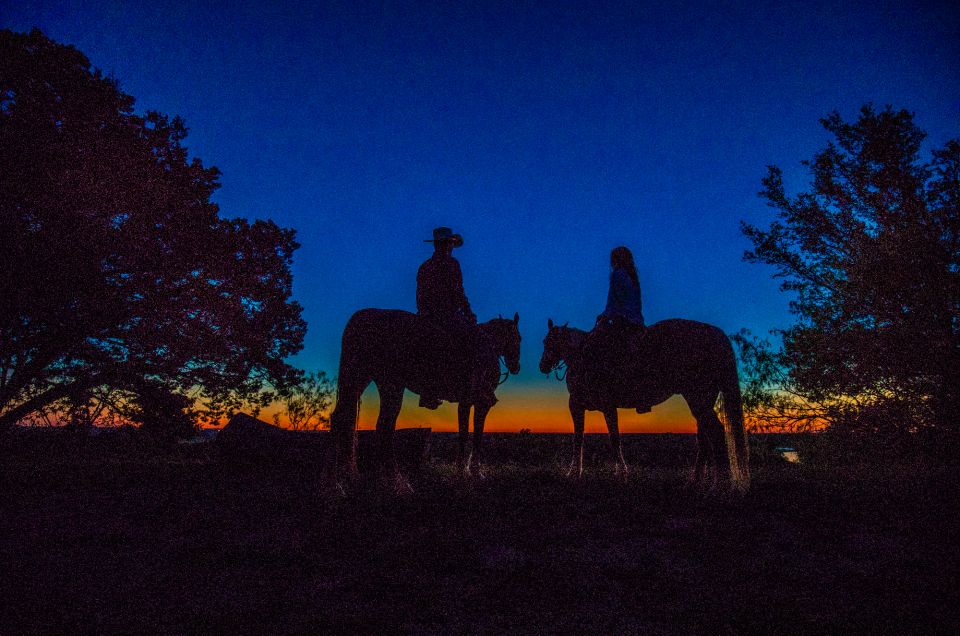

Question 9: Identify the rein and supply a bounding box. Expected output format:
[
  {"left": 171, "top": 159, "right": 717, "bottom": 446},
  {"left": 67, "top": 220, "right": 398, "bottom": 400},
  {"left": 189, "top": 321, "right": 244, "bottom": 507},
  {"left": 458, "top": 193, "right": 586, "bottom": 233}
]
[
  {"left": 552, "top": 360, "right": 568, "bottom": 382},
  {"left": 497, "top": 356, "right": 511, "bottom": 385}
]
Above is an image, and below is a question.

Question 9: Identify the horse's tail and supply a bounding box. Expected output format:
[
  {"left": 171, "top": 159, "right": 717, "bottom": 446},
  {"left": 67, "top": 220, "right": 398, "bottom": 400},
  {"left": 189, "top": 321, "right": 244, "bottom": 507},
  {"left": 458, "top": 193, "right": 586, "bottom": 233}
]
[
  {"left": 720, "top": 335, "right": 750, "bottom": 491},
  {"left": 328, "top": 315, "right": 365, "bottom": 476}
]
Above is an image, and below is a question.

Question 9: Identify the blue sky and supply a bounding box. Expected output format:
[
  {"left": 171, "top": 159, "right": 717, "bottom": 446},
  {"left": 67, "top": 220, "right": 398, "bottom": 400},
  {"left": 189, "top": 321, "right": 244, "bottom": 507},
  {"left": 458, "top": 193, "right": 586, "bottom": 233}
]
[{"left": 5, "top": 0, "right": 959, "bottom": 430}]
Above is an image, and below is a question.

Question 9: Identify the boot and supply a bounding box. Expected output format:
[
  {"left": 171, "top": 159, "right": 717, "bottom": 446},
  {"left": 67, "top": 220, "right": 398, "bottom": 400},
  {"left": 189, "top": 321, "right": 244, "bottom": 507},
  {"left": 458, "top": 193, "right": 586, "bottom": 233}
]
[{"left": 419, "top": 395, "right": 442, "bottom": 409}]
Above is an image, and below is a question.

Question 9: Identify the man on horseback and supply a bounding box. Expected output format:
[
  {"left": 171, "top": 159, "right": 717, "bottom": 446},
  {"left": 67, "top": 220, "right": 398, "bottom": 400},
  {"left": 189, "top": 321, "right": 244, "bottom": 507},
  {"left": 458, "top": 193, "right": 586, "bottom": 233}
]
[
  {"left": 416, "top": 227, "right": 497, "bottom": 409},
  {"left": 587, "top": 246, "right": 652, "bottom": 413}
]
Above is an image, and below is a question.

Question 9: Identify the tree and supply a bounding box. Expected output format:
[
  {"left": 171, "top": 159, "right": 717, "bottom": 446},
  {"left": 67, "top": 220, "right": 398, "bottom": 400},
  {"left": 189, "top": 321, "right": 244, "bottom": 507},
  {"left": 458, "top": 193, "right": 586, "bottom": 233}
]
[
  {"left": 740, "top": 105, "right": 960, "bottom": 438},
  {"left": 273, "top": 371, "right": 335, "bottom": 431},
  {"left": 0, "top": 29, "right": 307, "bottom": 432}
]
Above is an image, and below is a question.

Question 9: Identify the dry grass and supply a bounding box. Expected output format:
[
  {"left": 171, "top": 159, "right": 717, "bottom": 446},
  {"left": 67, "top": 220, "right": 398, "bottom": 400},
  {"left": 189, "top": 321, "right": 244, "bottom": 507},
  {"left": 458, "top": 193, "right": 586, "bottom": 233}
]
[{"left": 1, "top": 431, "right": 958, "bottom": 633}]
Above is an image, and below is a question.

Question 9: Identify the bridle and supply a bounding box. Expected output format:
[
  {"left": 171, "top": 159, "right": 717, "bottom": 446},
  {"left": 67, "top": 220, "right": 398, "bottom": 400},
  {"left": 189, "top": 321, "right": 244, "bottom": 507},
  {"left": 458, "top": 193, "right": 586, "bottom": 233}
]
[
  {"left": 543, "top": 327, "right": 573, "bottom": 382},
  {"left": 541, "top": 338, "right": 568, "bottom": 381},
  {"left": 488, "top": 319, "right": 519, "bottom": 386}
]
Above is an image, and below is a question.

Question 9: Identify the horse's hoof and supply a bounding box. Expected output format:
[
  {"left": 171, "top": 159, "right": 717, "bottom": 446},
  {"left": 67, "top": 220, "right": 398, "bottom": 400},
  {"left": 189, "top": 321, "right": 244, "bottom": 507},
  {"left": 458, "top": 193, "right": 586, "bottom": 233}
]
[
  {"left": 728, "top": 478, "right": 750, "bottom": 496},
  {"left": 703, "top": 480, "right": 722, "bottom": 497},
  {"left": 613, "top": 462, "right": 630, "bottom": 479},
  {"left": 382, "top": 473, "right": 414, "bottom": 494},
  {"left": 320, "top": 478, "right": 349, "bottom": 498},
  {"left": 685, "top": 469, "right": 711, "bottom": 491}
]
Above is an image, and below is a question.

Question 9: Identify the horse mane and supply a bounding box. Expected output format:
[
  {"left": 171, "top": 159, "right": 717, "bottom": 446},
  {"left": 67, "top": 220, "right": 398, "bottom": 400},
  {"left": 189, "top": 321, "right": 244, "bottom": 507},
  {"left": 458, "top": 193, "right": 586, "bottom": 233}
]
[
  {"left": 480, "top": 316, "right": 513, "bottom": 336},
  {"left": 559, "top": 325, "right": 588, "bottom": 349}
]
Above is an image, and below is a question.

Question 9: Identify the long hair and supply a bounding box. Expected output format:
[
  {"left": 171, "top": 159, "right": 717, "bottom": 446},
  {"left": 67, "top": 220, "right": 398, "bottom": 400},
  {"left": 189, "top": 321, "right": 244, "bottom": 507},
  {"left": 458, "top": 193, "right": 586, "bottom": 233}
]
[{"left": 610, "top": 246, "right": 639, "bottom": 286}]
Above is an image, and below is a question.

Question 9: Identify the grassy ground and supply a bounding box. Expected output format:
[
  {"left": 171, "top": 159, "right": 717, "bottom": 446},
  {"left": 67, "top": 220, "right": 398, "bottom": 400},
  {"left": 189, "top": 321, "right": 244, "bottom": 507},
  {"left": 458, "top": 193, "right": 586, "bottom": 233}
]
[{"left": 1, "top": 431, "right": 958, "bottom": 634}]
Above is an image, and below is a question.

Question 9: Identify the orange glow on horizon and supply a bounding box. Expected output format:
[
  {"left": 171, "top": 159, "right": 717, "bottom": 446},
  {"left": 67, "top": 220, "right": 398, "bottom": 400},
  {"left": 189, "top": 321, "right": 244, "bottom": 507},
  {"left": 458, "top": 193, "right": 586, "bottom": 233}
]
[
  {"left": 234, "top": 387, "right": 785, "bottom": 435},
  {"left": 211, "top": 393, "right": 814, "bottom": 435},
  {"left": 337, "top": 388, "right": 700, "bottom": 434}
]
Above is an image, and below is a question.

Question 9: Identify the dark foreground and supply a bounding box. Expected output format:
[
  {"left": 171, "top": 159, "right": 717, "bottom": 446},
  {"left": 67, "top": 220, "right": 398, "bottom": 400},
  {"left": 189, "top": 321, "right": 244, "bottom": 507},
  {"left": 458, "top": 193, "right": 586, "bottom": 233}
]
[{"left": 1, "top": 431, "right": 958, "bottom": 634}]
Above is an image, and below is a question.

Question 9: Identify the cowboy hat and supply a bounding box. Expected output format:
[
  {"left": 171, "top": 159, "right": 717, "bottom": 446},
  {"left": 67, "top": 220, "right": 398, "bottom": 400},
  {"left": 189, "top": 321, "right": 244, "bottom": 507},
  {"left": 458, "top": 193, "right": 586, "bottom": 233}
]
[{"left": 424, "top": 226, "right": 463, "bottom": 247}]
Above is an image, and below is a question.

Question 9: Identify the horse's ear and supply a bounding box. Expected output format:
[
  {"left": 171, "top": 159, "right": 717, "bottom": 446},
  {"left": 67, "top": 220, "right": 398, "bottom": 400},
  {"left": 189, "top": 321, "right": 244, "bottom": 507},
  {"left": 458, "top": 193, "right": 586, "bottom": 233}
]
[
  {"left": 513, "top": 312, "right": 519, "bottom": 325},
  {"left": 548, "top": 318, "right": 554, "bottom": 329}
]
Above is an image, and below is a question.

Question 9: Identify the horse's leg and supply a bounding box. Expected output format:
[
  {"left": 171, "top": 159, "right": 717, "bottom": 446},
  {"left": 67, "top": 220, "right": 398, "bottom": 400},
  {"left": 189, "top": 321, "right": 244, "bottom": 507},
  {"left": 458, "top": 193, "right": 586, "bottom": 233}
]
[
  {"left": 329, "top": 381, "right": 364, "bottom": 482},
  {"left": 457, "top": 402, "right": 472, "bottom": 476},
  {"left": 690, "top": 423, "right": 709, "bottom": 487},
  {"left": 567, "top": 396, "right": 585, "bottom": 478},
  {"left": 374, "top": 383, "right": 408, "bottom": 490},
  {"left": 603, "top": 408, "right": 629, "bottom": 480},
  {"left": 689, "top": 396, "right": 729, "bottom": 491},
  {"left": 471, "top": 402, "right": 491, "bottom": 479}
]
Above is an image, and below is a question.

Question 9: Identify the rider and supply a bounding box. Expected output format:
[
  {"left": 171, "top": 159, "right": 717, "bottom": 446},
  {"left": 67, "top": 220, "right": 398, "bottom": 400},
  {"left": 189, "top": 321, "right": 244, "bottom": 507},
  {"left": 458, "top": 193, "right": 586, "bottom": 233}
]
[
  {"left": 416, "top": 227, "right": 497, "bottom": 409},
  {"left": 589, "top": 245, "right": 650, "bottom": 412},
  {"left": 598, "top": 245, "right": 645, "bottom": 327}
]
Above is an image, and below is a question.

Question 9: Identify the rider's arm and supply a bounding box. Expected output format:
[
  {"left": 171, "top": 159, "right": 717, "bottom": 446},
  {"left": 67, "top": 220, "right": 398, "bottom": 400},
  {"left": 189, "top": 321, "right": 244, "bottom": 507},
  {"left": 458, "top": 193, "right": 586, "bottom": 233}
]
[
  {"left": 450, "top": 259, "right": 476, "bottom": 322},
  {"left": 600, "top": 271, "right": 625, "bottom": 319},
  {"left": 415, "top": 262, "right": 429, "bottom": 315},
  {"left": 602, "top": 269, "right": 644, "bottom": 325}
]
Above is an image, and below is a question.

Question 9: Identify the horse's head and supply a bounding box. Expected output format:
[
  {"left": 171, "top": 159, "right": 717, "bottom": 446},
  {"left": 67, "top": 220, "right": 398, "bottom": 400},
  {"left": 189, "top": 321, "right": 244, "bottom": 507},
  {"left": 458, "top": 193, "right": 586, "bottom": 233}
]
[
  {"left": 540, "top": 318, "right": 563, "bottom": 374},
  {"left": 483, "top": 312, "right": 521, "bottom": 375},
  {"left": 540, "top": 318, "right": 581, "bottom": 375}
]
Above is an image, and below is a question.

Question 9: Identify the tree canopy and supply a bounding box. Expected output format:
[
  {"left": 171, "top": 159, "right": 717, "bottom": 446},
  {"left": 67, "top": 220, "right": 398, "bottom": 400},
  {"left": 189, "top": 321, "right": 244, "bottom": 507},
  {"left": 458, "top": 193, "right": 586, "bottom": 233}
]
[
  {"left": 740, "top": 105, "right": 960, "bottom": 438},
  {"left": 0, "top": 28, "right": 306, "bottom": 431}
]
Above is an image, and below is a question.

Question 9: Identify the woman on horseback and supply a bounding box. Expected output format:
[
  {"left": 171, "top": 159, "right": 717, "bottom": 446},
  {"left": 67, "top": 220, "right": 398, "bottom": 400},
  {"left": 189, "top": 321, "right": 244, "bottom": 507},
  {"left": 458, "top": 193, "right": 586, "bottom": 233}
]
[
  {"left": 598, "top": 246, "right": 645, "bottom": 328},
  {"left": 589, "top": 245, "right": 650, "bottom": 412}
]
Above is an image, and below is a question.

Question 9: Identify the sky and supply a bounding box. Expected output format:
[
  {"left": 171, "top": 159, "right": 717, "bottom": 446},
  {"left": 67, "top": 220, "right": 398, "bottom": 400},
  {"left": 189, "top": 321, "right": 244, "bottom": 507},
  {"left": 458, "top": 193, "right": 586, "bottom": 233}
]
[{"left": 5, "top": 0, "right": 959, "bottom": 432}]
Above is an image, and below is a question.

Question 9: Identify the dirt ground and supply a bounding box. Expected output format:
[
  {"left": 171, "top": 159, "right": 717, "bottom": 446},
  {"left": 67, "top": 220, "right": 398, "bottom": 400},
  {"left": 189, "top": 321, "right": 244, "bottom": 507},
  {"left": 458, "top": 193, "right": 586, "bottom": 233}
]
[{"left": 1, "top": 431, "right": 958, "bottom": 634}]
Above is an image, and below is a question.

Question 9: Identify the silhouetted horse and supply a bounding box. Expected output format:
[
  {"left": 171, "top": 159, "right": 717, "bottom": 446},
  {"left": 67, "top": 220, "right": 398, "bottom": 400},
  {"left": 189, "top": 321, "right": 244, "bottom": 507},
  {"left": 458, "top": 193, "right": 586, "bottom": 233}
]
[
  {"left": 539, "top": 318, "right": 749, "bottom": 491},
  {"left": 330, "top": 310, "right": 521, "bottom": 482}
]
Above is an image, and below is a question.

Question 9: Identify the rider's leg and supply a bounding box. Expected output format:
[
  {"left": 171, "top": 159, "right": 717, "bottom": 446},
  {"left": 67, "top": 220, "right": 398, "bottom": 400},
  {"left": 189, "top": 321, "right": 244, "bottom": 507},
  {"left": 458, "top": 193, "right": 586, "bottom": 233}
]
[
  {"left": 626, "top": 323, "right": 653, "bottom": 413},
  {"left": 470, "top": 332, "right": 499, "bottom": 407},
  {"left": 418, "top": 320, "right": 448, "bottom": 409}
]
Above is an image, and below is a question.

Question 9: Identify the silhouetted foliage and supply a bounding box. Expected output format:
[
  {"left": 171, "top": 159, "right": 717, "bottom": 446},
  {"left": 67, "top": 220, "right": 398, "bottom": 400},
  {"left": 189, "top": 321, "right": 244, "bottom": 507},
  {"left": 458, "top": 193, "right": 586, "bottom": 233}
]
[
  {"left": 0, "top": 29, "right": 306, "bottom": 432},
  {"left": 741, "top": 105, "right": 960, "bottom": 440},
  {"left": 273, "top": 371, "right": 335, "bottom": 431}
]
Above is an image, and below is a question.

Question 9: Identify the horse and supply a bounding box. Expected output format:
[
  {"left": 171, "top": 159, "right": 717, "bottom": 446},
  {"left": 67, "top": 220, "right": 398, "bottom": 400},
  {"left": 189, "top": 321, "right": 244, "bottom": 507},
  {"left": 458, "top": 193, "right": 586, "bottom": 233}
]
[
  {"left": 539, "top": 318, "right": 749, "bottom": 491},
  {"left": 329, "top": 310, "right": 521, "bottom": 483}
]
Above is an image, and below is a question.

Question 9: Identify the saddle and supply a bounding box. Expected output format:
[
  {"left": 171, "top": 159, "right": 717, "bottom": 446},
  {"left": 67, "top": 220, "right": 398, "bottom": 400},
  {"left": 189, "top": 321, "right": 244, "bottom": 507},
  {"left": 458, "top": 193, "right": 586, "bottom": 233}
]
[
  {"left": 415, "top": 315, "right": 497, "bottom": 406},
  {"left": 417, "top": 317, "right": 471, "bottom": 367},
  {"left": 581, "top": 321, "right": 651, "bottom": 410}
]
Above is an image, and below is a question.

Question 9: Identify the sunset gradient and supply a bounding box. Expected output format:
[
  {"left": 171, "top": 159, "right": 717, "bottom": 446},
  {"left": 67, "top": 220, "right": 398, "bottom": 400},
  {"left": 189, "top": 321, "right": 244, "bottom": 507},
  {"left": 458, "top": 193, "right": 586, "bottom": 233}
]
[{"left": 5, "top": 1, "right": 958, "bottom": 434}]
